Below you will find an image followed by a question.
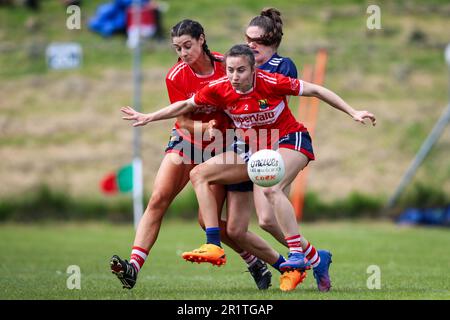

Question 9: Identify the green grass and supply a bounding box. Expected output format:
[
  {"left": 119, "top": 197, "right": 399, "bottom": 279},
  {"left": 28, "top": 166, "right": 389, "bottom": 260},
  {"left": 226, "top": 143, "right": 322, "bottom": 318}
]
[{"left": 0, "top": 220, "right": 449, "bottom": 300}]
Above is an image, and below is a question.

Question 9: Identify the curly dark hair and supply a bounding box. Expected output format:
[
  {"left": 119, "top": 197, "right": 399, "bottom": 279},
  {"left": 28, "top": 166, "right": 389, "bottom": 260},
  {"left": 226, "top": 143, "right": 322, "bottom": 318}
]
[{"left": 247, "top": 8, "right": 284, "bottom": 49}]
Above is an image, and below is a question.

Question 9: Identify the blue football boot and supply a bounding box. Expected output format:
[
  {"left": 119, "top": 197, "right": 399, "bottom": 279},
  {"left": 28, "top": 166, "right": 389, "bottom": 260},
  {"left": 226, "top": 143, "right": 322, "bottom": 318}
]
[
  {"left": 279, "top": 252, "right": 311, "bottom": 272},
  {"left": 313, "top": 250, "right": 332, "bottom": 292}
]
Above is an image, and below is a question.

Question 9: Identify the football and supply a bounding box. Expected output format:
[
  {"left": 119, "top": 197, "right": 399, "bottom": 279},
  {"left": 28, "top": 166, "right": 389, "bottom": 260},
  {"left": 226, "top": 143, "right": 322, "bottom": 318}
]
[{"left": 247, "top": 149, "right": 285, "bottom": 187}]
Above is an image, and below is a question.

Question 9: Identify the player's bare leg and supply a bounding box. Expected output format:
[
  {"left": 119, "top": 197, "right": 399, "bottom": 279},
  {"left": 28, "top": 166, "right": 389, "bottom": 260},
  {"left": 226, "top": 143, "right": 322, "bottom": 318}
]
[
  {"left": 195, "top": 186, "right": 274, "bottom": 289},
  {"left": 226, "top": 191, "right": 280, "bottom": 264},
  {"left": 182, "top": 151, "right": 251, "bottom": 265},
  {"left": 189, "top": 151, "right": 248, "bottom": 228},
  {"left": 184, "top": 152, "right": 288, "bottom": 282},
  {"left": 253, "top": 186, "right": 288, "bottom": 246},
  {"left": 111, "top": 153, "right": 194, "bottom": 289},
  {"left": 226, "top": 190, "right": 274, "bottom": 289},
  {"left": 258, "top": 149, "right": 309, "bottom": 237},
  {"left": 134, "top": 153, "right": 195, "bottom": 250},
  {"left": 182, "top": 158, "right": 246, "bottom": 266}
]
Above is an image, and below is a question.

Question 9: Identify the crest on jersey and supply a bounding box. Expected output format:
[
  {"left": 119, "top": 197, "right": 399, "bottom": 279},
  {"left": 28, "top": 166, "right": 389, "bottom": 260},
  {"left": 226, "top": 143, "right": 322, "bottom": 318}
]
[
  {"left": 290, "top": 78, "right": 300, "bottom": 91},
  {"left": 258, "top": 99, "right": 269, "bottom": 110}
]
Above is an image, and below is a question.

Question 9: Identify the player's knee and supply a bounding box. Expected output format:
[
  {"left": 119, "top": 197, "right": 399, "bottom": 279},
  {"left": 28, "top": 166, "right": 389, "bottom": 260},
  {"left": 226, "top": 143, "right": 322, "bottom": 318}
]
[
  {"left": 226, "top": 224, "right": 246, "bottom": 242},
  {"left": 189, "top": 166, "right": 206, "bottom": 186},
  {"left": 258, "top": 215, "right": 278, "bottom": 233},
  {"left": 147, "top": 191, "right": 171, "bottom": 213},
  {"left": 262, "top": 186, "right": 281, "bottom": 204}
]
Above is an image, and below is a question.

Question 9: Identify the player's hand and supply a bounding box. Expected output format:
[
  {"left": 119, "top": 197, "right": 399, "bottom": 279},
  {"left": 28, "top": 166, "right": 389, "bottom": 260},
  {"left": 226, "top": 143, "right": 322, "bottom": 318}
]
[
  {"left": 207, "top": 119, "right": 218, "bottom": 139},
  {"left": 121, "top": 106, "right": 151, "bottom": 127},
  {"left": 351, "top": 110, "right": 376, "bottom": 126}
]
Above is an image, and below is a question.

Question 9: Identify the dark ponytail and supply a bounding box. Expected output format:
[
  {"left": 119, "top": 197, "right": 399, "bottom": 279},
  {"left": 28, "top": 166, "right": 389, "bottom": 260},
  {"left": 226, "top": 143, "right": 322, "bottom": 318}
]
[
  {"left": 248, "top": 8, "right": 284, "bottom": 48},
  {"left": 170, "top": 19, "right": 222, "bottom": 64}
]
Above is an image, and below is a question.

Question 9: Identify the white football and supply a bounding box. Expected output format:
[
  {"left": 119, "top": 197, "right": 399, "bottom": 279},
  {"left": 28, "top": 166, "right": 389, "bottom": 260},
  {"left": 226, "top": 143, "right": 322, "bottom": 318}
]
[{"left": 247, "top": 149, "right": 285, "bottom": 187}]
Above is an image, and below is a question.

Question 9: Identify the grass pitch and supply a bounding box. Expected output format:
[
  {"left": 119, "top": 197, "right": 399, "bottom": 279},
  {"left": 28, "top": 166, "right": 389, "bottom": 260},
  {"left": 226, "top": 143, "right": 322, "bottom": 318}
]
[{"left": 0, "top": 220, "right": 449, "bottom": 300}]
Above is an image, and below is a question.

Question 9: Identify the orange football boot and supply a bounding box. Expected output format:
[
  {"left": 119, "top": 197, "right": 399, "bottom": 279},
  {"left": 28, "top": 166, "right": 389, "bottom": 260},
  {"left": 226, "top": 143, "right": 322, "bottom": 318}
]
[
  {"left": 279, "top": 269, "right": 307, "bottom": 292},
  {"left": 182, "top": 244, "right": 226, "bottom": 266}
]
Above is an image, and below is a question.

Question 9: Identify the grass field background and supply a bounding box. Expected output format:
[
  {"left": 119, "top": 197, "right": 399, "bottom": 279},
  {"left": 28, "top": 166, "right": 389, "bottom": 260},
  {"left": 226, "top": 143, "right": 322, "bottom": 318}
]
[{"left": 1, "top": 220, "right": 449, "bottom": 300}]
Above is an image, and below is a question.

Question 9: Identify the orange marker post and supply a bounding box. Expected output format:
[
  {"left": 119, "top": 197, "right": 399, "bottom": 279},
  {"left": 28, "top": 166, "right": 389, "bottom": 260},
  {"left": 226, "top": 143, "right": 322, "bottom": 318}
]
[{"left": 291, "top": 49, "right": 328, "bottom": 221}]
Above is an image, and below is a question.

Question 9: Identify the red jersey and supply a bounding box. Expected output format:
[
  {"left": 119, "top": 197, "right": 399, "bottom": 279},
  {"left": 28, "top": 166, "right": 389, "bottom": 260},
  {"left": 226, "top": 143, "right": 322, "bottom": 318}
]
[
  {"left": 165, "top": 52, "right": 231, "bottom": 148},
  {"left": 193, "top": 70, "right": 307, "bottom": 150}
]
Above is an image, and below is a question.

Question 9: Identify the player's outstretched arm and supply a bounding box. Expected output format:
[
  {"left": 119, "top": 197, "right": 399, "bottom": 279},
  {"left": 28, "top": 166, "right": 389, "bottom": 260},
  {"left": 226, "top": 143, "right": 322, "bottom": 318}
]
[
  {"left": 177, "top": 114, "right": 213, "bottom": 135},
  {"left": 302, "top": 81, "right": 377, "bottom": 126},
  {"left": 121, "top": 99, "right": 195, "bottom": 127}
]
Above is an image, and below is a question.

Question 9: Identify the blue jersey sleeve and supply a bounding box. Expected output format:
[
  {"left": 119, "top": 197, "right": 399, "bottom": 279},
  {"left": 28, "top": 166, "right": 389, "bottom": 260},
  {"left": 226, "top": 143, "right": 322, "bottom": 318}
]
[{"left": 277, "top": 58, "right": 298, "bottom": 79}]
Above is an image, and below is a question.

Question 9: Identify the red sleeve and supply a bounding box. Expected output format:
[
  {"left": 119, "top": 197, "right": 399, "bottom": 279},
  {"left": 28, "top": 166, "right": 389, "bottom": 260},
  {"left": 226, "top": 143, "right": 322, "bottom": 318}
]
[
  {"left": 165, "top": 77, "right": 188, "bottom": 103},
  {"left": 193, "top": 84, "right": 221, "bottom": 109},
  {"left": 272, "top": 73, "right": 304, "bottom": 97}
]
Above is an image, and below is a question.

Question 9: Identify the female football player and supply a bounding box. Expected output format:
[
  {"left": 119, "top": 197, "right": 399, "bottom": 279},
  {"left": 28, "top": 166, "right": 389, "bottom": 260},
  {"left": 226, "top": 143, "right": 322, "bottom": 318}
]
[
  {"left": 244, "top": 7, "right": 296, "bottom": 245},
  {"left": 242, "top": 8, "right": 334, "bottom": 291}
]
